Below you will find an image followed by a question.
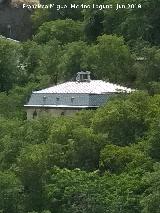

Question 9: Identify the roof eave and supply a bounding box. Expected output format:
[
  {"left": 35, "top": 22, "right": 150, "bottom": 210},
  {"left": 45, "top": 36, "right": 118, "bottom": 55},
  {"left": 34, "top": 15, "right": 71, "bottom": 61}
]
[{"left": 24, "top": 105, "right": 99, "bottom": 108}]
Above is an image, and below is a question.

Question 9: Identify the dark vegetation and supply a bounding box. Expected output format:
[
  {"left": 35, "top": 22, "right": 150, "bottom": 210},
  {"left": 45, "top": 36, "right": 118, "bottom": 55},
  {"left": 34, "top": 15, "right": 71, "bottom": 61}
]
[{"left": 0, "top": 0, "right": 160, "bottom": 212}]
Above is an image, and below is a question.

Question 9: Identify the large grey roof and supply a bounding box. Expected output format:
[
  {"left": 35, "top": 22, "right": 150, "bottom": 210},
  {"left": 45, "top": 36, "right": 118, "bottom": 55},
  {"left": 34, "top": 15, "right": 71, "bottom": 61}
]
[
  {"left": 25, "top": 93, "right": 111, "bottom": 108},
  {"left": 33, "top": 80, "right": 133, "bottom": 94},
  {"left": 25, "top": 80, "right": 133, "bottom": 108}
]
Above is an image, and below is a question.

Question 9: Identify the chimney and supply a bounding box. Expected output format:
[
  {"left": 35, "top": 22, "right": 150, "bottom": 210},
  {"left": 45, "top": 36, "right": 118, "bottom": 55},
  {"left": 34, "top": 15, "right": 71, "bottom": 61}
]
[{"left": 76, "top": 71, "right": 91, "bottom": 82}]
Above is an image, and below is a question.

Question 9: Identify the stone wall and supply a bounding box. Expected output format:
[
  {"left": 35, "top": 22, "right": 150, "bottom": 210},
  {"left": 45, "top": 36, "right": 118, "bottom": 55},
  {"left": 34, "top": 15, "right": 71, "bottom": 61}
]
[{"left": 26, "top": 108, "right": 81, "bottom": 119}]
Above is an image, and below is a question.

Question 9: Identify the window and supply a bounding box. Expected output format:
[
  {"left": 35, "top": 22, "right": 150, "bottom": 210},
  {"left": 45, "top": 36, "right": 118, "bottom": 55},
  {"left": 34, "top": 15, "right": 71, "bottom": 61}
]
[
  {"left": 61, "top": 111, "right": 65, "bottom": 116},
  {"left": 71, "top": 97, "right": 75, "bottom": 102},
  {"left": 33, "top": 110, "right": 37, "bottom": 119}
]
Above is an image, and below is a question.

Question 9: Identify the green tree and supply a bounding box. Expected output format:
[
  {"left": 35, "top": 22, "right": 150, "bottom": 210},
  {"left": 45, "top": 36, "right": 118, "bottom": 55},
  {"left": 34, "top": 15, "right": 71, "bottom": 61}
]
[
  {"left": 67, "top": 127, "right": 105, "bottom": 170},
  {"left": 0, "top": 83, "right": 39, "bottom": 119},
  {"left": 47, "top": 116, "right": 105, "bottom": 170},
  {"left": 16, "top": 144, "right": 51, "bottom": 212},
  {"left": 0, "top": 171, "right": 23, "bottom": 213},
  {"left": 116, "top": 0, "right": 160, "bottom": 45},
  {"left": 83, "top": 35, "right": 134, "bottom": 84},
  {"left": 59, "top": 41, "right": 88, "bottom": 80},
  {"left": 45, "top": 167, "right": 145, "bottom": 213},
  {"left": 147, "top": 120, "right": 160, "bottom": 162},
  {"left": 84, "top": 9, "right": 104, "bottom": 42},
  {"left": 32, "top": 0, "right": 85, "bottom": 30},
  {"left": 21, "top": 40, "right": 62, "bottom": 84},
  {"left": 20, "top": 41, "right": 46, "bottom": 84},
  {"left": 136, "top": 47, "right": 160, "bottom": 87},
  {"left": 45, "top": 167, "right": 105, "bottom": 213},
  {"left": 0, "top": 38, "right": 20, "bottom": 92},
  {"left": 40, "top": 40, "right": 62, "bottom": 84},
  {"left": 92, "top": 92, "right": 149, "bottom": 146},
  {"left": 100, "top": 144, "right": 152, "bottom": 173},
  {"left": 33, "top": 19, "right": 83, "bottom": 44},
  {"left": 141, "top": 163, "right": 160, "bottom": 213}
]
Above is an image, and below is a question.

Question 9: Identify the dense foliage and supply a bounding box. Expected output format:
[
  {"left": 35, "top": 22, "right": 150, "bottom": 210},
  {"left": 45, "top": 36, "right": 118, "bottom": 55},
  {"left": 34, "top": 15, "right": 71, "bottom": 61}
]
[{"left": 0, "top": 0, "right": 160, "bottom": 212}]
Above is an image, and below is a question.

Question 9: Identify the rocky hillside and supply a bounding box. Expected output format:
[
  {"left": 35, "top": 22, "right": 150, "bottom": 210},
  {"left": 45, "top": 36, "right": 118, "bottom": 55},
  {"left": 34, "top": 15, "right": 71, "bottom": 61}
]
[
  {"left": 0, "top": 0, "right": 36, "bottom": 41},
  {"left": 11, "top": 0, "right": 39, "bottom": 7}
]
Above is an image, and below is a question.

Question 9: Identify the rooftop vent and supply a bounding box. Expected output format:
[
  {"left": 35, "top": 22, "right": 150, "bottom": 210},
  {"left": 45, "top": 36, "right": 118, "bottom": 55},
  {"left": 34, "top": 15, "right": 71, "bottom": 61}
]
[{"left": 76, "top": 71, "right": 91, "bottom": 82}]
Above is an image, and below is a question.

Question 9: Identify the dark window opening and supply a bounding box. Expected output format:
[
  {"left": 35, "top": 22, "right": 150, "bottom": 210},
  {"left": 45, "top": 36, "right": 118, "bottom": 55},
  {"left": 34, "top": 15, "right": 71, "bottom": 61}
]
[
  {"left": 80, "top": 74, "right": 88, "bottom": 81},
  {"left": 71, "top": 97, "right": 75, "bottom": 102},
  {"left": 61, "top": 111, "right": 65, "bottom": 116},
  {"left": 33, "top": 110, "right": 37, "bottom": 119}
]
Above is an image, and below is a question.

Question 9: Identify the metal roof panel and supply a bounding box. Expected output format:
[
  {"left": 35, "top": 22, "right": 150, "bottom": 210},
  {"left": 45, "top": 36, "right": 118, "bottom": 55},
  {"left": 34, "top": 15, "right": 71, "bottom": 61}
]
[{"left": 33, "top": 80, "right": 133, "bottom": 94}]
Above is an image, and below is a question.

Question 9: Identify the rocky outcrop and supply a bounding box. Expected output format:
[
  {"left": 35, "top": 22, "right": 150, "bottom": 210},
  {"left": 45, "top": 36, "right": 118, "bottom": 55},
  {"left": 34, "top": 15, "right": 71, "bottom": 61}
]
[
  {"left": 0, "top": 1, "right": 34, "bottom": 41},
  {"left": 11, "top": 0, "right": 39, "bottom": 7}
]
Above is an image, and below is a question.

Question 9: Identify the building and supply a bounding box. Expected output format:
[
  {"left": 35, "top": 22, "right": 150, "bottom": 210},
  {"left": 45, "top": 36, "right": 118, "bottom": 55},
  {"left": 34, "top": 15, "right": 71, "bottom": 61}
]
[{"left": 24, "top": 71, "right": 133, "bottom": 119}]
